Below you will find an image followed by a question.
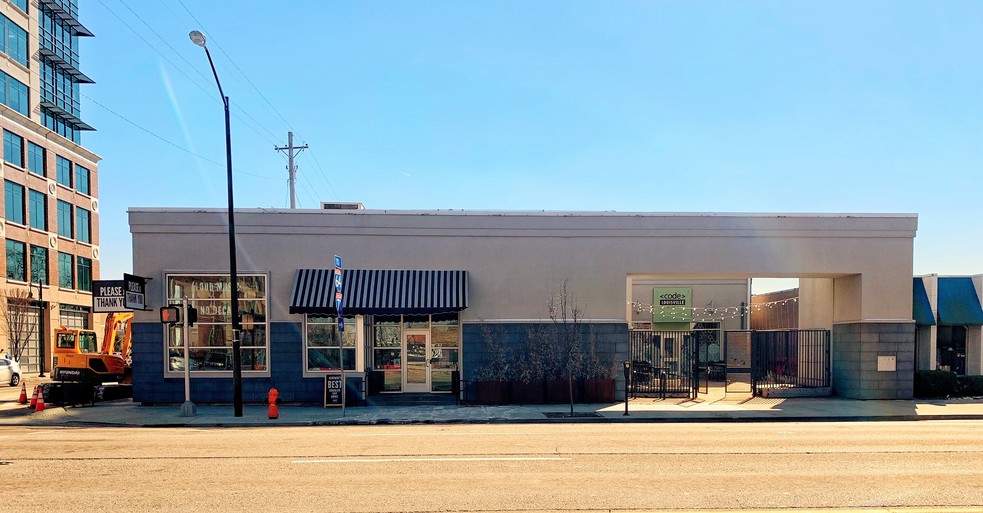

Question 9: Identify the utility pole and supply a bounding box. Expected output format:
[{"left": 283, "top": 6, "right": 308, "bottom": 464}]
[{"left": 275, "top": 132, "right": 308, "bottom": 209}]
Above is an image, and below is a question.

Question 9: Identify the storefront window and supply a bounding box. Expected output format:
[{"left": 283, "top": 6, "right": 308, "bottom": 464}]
[
  {"left": 368, "top": 313, "right": 461, "bottom": 393},
  {"left": 305, "top": 315, "right": 356, "bottom": 371},
  {"left": 165, "top": 274, "right": 268, "bottom": 374},
  {"left": 372, "top": 315, "right": 402, "bottom": 390}
]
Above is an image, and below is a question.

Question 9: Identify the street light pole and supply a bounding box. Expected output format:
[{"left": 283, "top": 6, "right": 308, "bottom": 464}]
[
  {"left": 32, "top": 280, "right": 45, "bottom": 378},
  {"left": 190, "top": 30, "right": 242, "bottom": 417}
]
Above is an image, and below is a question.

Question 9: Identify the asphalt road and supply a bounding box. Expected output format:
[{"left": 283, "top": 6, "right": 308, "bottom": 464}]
[{"left": 1, "top": 421, "right": 982, "bottom": 512}]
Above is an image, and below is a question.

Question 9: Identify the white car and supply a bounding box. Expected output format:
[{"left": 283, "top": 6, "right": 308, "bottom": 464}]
[{"left": 0, "top": 355, "right": 21, "bottom": 387}]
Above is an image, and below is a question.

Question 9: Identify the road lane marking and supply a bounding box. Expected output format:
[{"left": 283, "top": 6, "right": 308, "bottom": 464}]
[
  {"left": 293, "top": 457, "right": 571, "bottom": 464},
  {"left": 349, "top": 432, "right": 547, "bottom": 437}
]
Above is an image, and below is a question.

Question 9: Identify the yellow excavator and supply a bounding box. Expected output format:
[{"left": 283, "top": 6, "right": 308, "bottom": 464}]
[{"left": 52, "top": 312, "right": 133, "bottom": 383}]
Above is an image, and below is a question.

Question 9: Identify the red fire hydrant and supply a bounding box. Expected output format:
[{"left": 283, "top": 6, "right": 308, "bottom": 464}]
[{"left": 267, "top": 388, "right": 281, "bottom": 419}]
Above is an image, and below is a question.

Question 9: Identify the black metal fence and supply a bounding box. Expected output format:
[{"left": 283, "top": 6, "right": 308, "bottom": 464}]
[
  {"left": 751, "top": 329, "right": 830, "bottom": 392},
  {"left": 628, "top": 330, "right": 707, "bottom": 398}
]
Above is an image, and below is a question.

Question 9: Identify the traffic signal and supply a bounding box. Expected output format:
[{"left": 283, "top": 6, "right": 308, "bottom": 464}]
[
  {"left": 187, "top": 307, "right": 198, "bottom": 327},
  {"left": 160, "top": 306, "right": 180, "bottom": 324}
]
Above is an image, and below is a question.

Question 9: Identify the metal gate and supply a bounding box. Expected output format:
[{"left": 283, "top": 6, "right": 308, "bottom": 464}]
[
  {"left": 751, "top": 329, "right": 830, "bottom": 395},
  {"left": 629, "top": 328, "right": 717, "bottom": 399}
]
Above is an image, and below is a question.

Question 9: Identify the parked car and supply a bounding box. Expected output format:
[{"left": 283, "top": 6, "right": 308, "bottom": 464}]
[{"left": 0, "top": 355, "right": 21, "bottom": 387}]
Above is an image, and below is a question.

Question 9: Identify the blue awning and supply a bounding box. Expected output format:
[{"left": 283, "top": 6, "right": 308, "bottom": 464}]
[
  {"left": 912, "top": 278, "right": 935, "bottom": 326},
  {"left": 937, "top": 277, "right": 983, "bottom": 325},
  {"left": 290, "top": 269, "right": 469, "bottom": 315}
]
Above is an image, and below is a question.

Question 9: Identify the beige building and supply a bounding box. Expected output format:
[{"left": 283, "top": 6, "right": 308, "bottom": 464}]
[
  {"left": 128, "top": 208, "right": 918, "bottom": 403},
  {"left": 0, "top": 0, "right": 99, "bottom": 374}
]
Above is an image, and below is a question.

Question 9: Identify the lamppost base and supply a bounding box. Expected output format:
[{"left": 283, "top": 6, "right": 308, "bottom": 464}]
[{"left": 180, "top": 401, "right": 197, "bottom": 417}]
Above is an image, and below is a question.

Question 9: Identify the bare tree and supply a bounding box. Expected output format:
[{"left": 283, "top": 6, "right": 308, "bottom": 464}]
[
  {"left": 0, "top": 288, "right": 37, "bottom": 362},
  {"left": 548, "top": 279, "right": 585, "bottom": 416}
]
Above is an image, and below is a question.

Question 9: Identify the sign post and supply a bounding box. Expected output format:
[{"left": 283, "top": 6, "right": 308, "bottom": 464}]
[{"left": 334, "top": 254, "right": 344, "bottom": 331}]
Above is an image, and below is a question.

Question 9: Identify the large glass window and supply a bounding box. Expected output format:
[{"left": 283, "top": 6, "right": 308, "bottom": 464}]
[
  {"left": 371, "top": 315, "right": 402, "bottom": 391},
  {"left": 367, "top": 313, "right": 461, "bottom": 393},
  {"left": 305, "top": 316, "right": 357, "bottom": 372},
  {"left": 3, "top": 129, "right": 22, "bottom": 167},
  {"left": 5, "top": 239, "right": 25, "bottom": 281},
  {"left": 4, "top": 180, "right": 24, "bottom": 224},
  {"left": 74, "top": 164, "right": 89, "bottom": 195},
  {"left": 58, "top": 251, "right": 73, "bottom": 288},
  {"left": 165, "top": 274, "right": 269, "bottom": 375},
  {"left": 29, "top": 245, "right": 46, "bottom": 284},
  {"left": 937, "top": 326, "right": 967, "bottom": 376},
  {"left": 27, "top": 142, "right": 45, "bottom": 176},
  {"left": 10, "top": 0, "right": 27, "bottom": 14},
  {"left": 0, "top": 71, "right": 29, "bottom": 117},
  {"left": 75, "top": 207, "right": 90, "bottom": 243},
  {"left": 28, "top": 189, "right": 46, "bottom": 230},
  {"left": 0, "top": 15, "right": 28, "bottom": 67},
  {"left": 56, "top": 156, "right": 71, "bottom": 187},
  {"left": 56, "top": 199, "right": 72, "bottom": 238},
  {"left": 76, "top": 256, "right": 91, "bottom": 292}
]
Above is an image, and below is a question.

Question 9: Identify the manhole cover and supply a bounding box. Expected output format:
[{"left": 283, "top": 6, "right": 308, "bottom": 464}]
[{"left": 543, "top": 412, "right": 602, "bottom": 419}]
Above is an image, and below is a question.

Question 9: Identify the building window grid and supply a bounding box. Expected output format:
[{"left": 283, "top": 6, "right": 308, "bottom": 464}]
[
  {"left": 75, "top": 207, "right": 90, "bottom": 243},
  {"left": 76, "top": 256, "right": 91, "bottom": 292},
  {"left": 58, "top": 251, "right": 73, "bottom": 289},
  {"left": 39, "top": 9, "right": 79, "bottom": 67},
  {"left": 10, "top": 0, "right": 27, "bottom": 14},
  {"left": 3, "top": 129, "right": 23, "bottom": 167},
  {"left": 6, "top": 239, "right": 26, "bottom": 282},
  {"left": 74, "top": 164, "right": 89, "bottom": 195},
  {"left": 56, "top": 156, "right": 71, "bottom": 187},
  {"left": 42, "top": 110, "right": 79, "bottom": 144},
  {"left": 56, "top": 199, "right": 72, "bottom": 238},
  {"left": 28, "top": 189, "right": 46, "bottom": 231},
  {"left": 27, "top": 141, "right": 45, "bottom": 176},
  {"left": 4, "top": 180, "right": 24, "bottom": 225},
  {"left": 0, "top": 14, "right": 29, "bottom": 67},
  {"left": 29, "top": 245, "right": 47, "bottom": 284},
  {"left": 0, "top": 70, "right": 29, "bottom": 117},
  {"left": 39, "top": 60, "right": 80, "bottom": 116}
]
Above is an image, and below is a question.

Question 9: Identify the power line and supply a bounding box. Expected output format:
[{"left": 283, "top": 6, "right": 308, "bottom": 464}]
[
  {"left": 92, "top": 0, "right": 281, "bottom": 147},
  {"left": 83, "top": 92, "right": 280, "bottom": 181},
  {"left": 175, "top": 0, "right": 296, "bottom": 134}
]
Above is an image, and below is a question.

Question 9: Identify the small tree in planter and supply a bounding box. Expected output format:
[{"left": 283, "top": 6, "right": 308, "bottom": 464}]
[
  {"left": 473, "top": 324, "right": 511, "bottom": 404},
  {"left": 510, "top": 325, "right": 547, "bottom": 404},
  {"left": 548, "top": 280, "right": 586, "bottom": 415},
  {"left": 583, "top": 347, "right": 617, "bottom": 403}
]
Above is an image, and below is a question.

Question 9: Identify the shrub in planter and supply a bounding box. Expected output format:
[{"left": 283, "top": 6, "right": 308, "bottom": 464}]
[
  {"left": 956, "top": 375, "right": 983, "bottom": 397},
  {"left": 476, "top": 380, "right": 510, "bottom": 405},
  {"left": 546, "top": 379, "right": 581, "bottom": 404},
  {"left": 914, "top": 370, "right": 958, "bottom": 398},
  {"left": 510, "top": 379, "right": 544, "bottom": 404},
  {"left": 583, "top": 378, "right": 615, "bottom": 403}
]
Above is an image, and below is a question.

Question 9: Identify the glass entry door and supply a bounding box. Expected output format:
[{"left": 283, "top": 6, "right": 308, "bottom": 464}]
[{"left": 403, "top": 330, "right": 430, "bottom": 393}]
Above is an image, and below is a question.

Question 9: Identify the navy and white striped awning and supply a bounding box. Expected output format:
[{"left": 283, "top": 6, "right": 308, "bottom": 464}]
[{"left": 289, "top": 269, "right": 469, "bottom": 315}]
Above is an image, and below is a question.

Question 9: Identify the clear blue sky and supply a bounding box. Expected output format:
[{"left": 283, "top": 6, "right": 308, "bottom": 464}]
[{"left": 82, "top": 1, "right": 983, "bottom": 283}]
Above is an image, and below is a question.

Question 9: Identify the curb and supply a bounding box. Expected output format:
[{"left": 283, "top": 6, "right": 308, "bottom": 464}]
[{"left": 35, "top": 413, "right": 983, "bottom": 428}]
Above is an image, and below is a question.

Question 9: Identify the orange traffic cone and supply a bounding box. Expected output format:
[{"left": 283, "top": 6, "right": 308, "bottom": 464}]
[
  {"left": 34, "top": 387, "right": 45, "bottom": 413},
  {"left": 28, "top": 386, "right": 38, "bottom": 409},
  {"left": 18, "top": 382, "right": 27, "bottom": 404}
]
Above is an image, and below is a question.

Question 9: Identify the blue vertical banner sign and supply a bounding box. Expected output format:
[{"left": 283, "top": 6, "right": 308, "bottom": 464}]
[{"left": 334, "top": 255, "right": 344, "bottom": 330}]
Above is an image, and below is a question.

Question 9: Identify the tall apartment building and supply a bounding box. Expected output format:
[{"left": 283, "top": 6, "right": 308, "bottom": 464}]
[{"left": 0, "top": 0, "right": 99, "bottom": 374}]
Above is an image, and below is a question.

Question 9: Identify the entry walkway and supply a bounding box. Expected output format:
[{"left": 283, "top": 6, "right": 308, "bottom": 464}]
[{"left": 3, "top": 395, "right": 983, "bottom": 427}]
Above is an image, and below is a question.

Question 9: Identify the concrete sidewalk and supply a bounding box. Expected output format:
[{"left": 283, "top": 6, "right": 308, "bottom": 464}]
[{"left": 3, "top": 395, "right": 983, "bottom": 427}]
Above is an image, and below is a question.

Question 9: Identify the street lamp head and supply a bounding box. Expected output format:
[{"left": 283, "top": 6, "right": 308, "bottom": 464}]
[{"left": 189, "top": 30, "right": 207, "bottom": 47}]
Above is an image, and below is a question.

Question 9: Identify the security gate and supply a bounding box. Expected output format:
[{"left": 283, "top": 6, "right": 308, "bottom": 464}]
[
  {"left": 628, "top": 328, "right": 716, "bottom": 399},
  {"left": 751, "top": 329, "right": 830, "bottom": 395}
]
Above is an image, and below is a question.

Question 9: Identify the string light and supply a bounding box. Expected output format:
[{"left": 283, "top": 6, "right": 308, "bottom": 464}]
[{"left": 627, "top": 297, "right": 799, "bottom": 321}]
